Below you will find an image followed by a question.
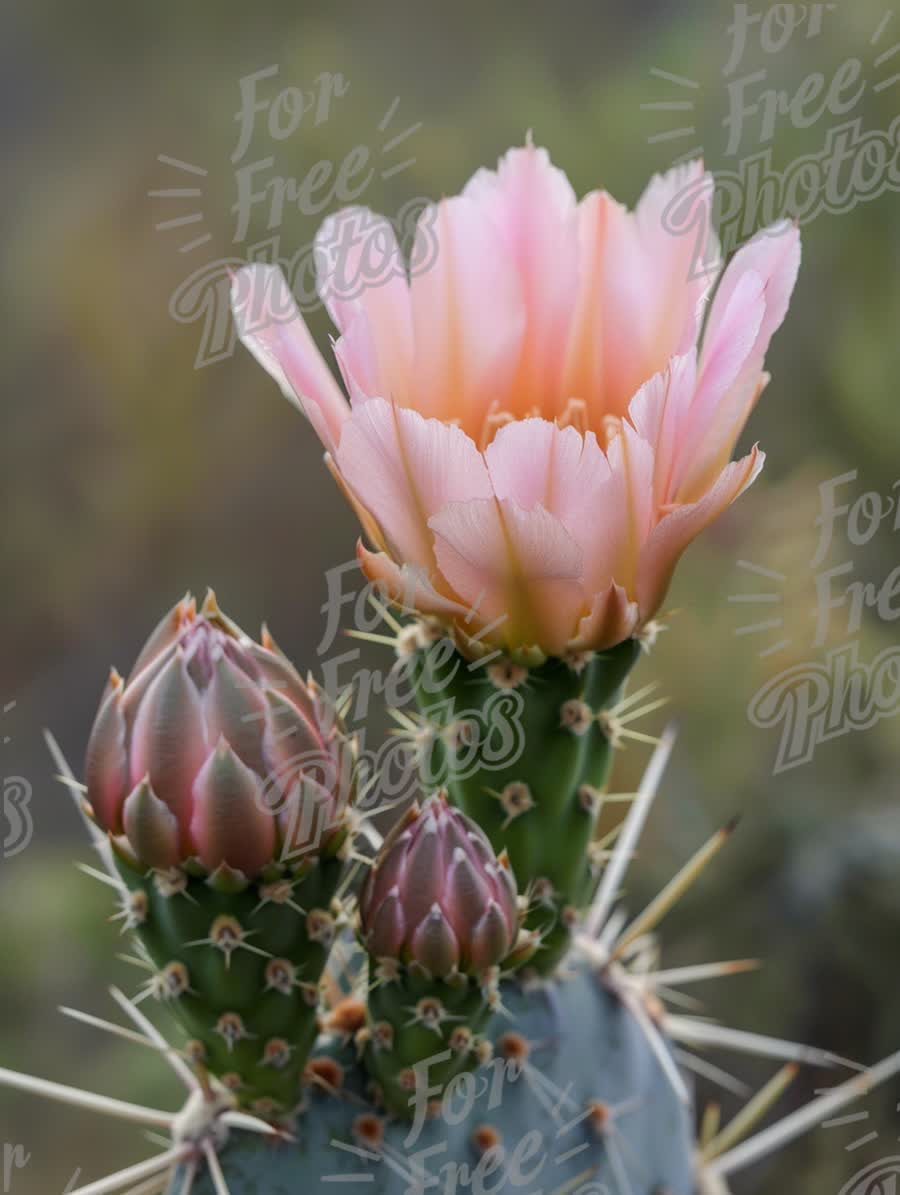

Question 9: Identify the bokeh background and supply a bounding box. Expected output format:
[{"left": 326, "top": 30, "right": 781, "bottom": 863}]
[{"left": 2, "top": 1, "right": 899, "bottom": 1191}]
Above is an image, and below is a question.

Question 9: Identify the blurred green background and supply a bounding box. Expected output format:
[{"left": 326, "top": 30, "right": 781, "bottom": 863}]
[{"left": 2, "top": 0, "right": 899, "bottom": 1190}]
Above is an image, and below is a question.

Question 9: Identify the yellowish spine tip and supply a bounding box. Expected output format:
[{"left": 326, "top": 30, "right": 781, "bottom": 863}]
[{"left": 200, "top": 588, "right": 220, "bottom": 618}]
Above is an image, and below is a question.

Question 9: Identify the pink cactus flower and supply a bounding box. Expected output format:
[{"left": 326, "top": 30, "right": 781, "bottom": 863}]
[
  {"left": 231, "top": 144, "right": 800, "bottom": 660},
  {"left": 84, "top": 592, "right": 353, "bottom": 878},
  {"left": 359, "top": 793, "right": 520, "bottom": 978}
]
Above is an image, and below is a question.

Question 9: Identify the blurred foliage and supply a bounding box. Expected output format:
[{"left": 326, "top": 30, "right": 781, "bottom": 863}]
[{"left": 1, "top": 0, "right": 899, "bottom": 1190}]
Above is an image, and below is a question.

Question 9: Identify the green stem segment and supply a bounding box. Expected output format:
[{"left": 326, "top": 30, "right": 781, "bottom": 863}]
[
  {"left": 362, "top": 967, "right": 493, "bottom": 1118},
  {"left": 113, "top": 847, "right": 346, "bottom": 1121},
  {"left": 410, "top": 638, "right": 641, "bottom": 974}
]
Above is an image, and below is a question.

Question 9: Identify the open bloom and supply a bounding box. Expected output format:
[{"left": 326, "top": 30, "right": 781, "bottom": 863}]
[
  {"left": 85, "top": 591, "right": 353, "bottom": 878},
  {"left": 232, "top": 143, "right": 800, "bottom": 660}
]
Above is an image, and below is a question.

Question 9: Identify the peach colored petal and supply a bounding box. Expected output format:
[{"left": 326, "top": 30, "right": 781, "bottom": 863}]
[
  {"left": 560, "top": 189, "right": 617, "bottom": 416},
  {"left": 676, "top": 221, "right": 800, "bottom": 500},
  {"left": 230, "top": 264, "right": 349, "bottom": 454},
  {"left": 429, "top": 498, "right": 585, "bottom": 655},
  {"left": 332, "top": 311, "right": 381, "bottom": 405},
  {"left": 316, "top": 207, "right": 413, "bottom": 405},
  {"left": 569, "top": 582, "right": 640, "bottom": 652},
  {"left": 634, "top": 160, "right": 721, "bottom": 353},
  {"left": 636, "top": 447, "right": 765, "bottom": 621},
  {"left": 702, "top": 220, "right": 800, "bottom": 385},
  {"left": 564, "top": 161, "right": 719, "bottom": 422},
  {"left": 409, "top": 196, "right": 526, "bottom": 433},
  {"left": 627, "top": 352, "right": 697, "bottom": 510},
  {"left": 485, "top": 418, "right": 624, "bottom": 597},
  {"left": 603, "top": 421, "right": 656, "bottom": 593},
  {"left": 335, "top": 398, "right": 492, "bottom": 569},
  {"left": 356, "top": 542, "right": 472, "bottom": 619},
  {"left": 464, "top": 142, "right": 579, "bottom": 412}
]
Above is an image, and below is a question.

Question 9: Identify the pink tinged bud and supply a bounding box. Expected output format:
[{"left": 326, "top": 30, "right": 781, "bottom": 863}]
[
  {"left": 84, "top": 672, "right": 129, "bottom": 834},
  {"left": 329, "top": 733, "right": 357, "bottom": 818},
  {"left": 119, "top": 643, "right": 180, "bottom": 732},
  {"left": 442, "top": 809, "right": 480, "bottom": 861},
  {"left": 494, "top": 852, "right": 519, "bottom": 931},
  {"left": 469, "top": 900, "right": 513, "bottom": 971},
  {"left": 129, "top": 651, "right": 208, "bottom": 850},
  {"left": 122, "top": 777, "right": 181, "bottom": 870},
  {"left": 445, "top": 847, "right": 492, "bottom": 931},
  {"left": 360, "top": 795, "right": 520, "bottom": 975},
  {"left": 248, "top": 639, "right": 320, "bottom": 725},
  {"left": 127, "top": 596, "right": 195, "bottom": 683},
  {"left": 204, "top": 654, "right": 268, "bottom": 776},
  {"left": 277, "top": 775, "right": 338, "bottom": 860},
  {"left": 366, "top": 887, "right": 407, "bottom": 959},
  {"left": 411, "top": 904, "right": 461, "bottom": 978},
  {"left": 262, "top": 690, "right": 325, "bottom": 800},
  {"left": 401, "top": 817, "right": 446, "bottom": 927},
  {"left": 363, "top": 832, "right": 410, "bottom": 915},
  {"left": 189, "top": 739, "right": 274, "bottom": 878},
  {"left": 463, "top": 825, "right": 497, "bottom": 870}
]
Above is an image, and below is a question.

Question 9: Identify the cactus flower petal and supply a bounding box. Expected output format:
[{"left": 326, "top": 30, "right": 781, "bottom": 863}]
[
  {"left": 636, "top": 447, "right": 765, "bottom": 621},
  {"left": 315, "top": 206, "right": 414, "bottom": 406},
  {"left": 334, "top": 398, "right": 492, "bottom": 570},
  {"left": 494, "top": 851, "right": 520, "bottom": 932},
  {"left": 230, "top": 263, "right": 349, "bottom": 456},
  {"left": 362, "top": 835, "right": 409, "bottom": 917}
]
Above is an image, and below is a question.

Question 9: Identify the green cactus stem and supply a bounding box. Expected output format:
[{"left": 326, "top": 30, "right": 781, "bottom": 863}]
[
  {"left": 113, "top": 840, "right": 348, "bottom": 1122},
  {"left": 408, "top": 635, "right": 642, "bottom": 974}
]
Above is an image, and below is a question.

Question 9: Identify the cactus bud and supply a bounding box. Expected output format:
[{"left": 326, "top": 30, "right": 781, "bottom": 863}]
[
  {"left": 86, "top": 592, "right": 351, "bottom": 875},
  {"left": 82, "top": 593, "right": 356, "bottom": 1122},
  {"left": 360, "top": 793, "right": 519, "bottom": 979},
  {"left": 358, "top": 794, "right": 521, "bottom": 1117}
]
